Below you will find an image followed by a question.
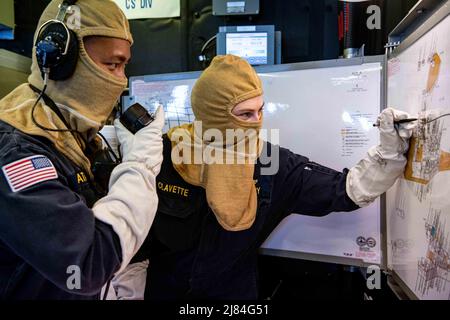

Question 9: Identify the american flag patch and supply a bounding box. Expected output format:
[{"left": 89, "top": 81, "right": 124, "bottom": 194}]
[{"left": 2, "top": 155, "right": 58, "bottom": 192}]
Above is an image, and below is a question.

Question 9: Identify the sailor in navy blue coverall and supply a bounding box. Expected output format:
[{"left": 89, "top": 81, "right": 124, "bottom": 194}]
[
  {"left": 131, "top": 136, "right": 360, "bottom": 300},
  {"left": 0, "top": 120, "right": 121, "bottom": 299},
  {"left": 0, "top": 0, "right": 164, "bottom": 300}
]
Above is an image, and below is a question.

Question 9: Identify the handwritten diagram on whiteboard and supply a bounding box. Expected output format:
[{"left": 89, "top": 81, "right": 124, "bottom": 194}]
[{"left": 387, "top": 14, "right": 450, "bottom": 300}]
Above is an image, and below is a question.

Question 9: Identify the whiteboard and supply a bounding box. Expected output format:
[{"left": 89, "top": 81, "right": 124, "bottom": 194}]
[
  {"left": 128, "top": 56, "right": 383, "bottom": 266},
  {"left": 386, "top": 11, "right": 450, "bottom": 300},
  {"left": 259, "top": 59, "right": 382, "bottom": 266}
]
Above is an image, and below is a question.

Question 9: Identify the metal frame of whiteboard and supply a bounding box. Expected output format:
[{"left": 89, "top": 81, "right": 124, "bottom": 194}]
[
  {"left": 128, "top": 55, "right": 386, "bottom": 268},
  {"left": 388, "top": 0, "right": 448, "bottom": 45},
  {"left": 385, "top": 0, "right": 450, "bottom": 300},
  {"left": 389, "top": 271, "right": 419, "bottom": 300},
  {"left": 130, "top": 56, "right": 385, "bottom": 88},
  {"left": 389, "top": 0, "right": 449, "bottom": 60}
]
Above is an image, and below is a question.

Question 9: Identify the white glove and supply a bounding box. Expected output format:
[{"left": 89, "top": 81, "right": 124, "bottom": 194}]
[
  {"left": 104, "top": 260, "right": 149, "bottom": 300},
  {"left": 374, "top": 107, "right": 416, "bottom": 160},
  {"left": 92, "top": 107, "right": 164, "bottom": 273},
  {"left": 346, "top": 108, "right": 416, "bottom": 207}
]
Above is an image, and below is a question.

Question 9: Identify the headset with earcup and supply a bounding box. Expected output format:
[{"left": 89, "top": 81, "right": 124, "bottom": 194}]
[
  {"left": 34, "top": 0, "right": 79, "bottom": 82},
  {"left": 31, "top": 0, "right": 147, "bottom": 213}
]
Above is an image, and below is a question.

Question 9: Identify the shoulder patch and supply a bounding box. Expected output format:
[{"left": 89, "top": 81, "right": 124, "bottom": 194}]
[{"left": 2, "top": 155, "right": 58, "bottom": 192}]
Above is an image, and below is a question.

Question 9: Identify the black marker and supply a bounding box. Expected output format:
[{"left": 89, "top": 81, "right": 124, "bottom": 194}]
[{"left": 373, "top": 118, "right": 418, "bottom": 127}]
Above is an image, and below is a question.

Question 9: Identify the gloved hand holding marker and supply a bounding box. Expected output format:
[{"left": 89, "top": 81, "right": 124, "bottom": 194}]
[
  {"left": 373, "top": 117, "right": 418, "bottom": 127},
  {"left": 373, "top": 110, "right": 450, "bottom": 127},
  {"left": 351, "top": 108, "right": 450, "bottom": 208},
  {"left": 346, "top": 107, "right": 417, "bottom": 207}
]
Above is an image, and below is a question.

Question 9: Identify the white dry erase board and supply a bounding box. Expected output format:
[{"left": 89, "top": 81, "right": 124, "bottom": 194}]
[
  {"left": 386, "top": 1, "right": 450, "bottom": 300},
  {"left": 257, "top": 57, "right": 383, "bottom": 266},
  {"left": 127, "top": 55, "right": 384, "bottom": 267}
]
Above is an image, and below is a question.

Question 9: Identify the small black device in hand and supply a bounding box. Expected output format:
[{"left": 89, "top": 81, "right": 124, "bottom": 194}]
[
  {"left": 92, "top": 104, "right": 155, "bottom": 196},
  {"left": 120, "top": 103, "right": 155, "bottom": 134}
]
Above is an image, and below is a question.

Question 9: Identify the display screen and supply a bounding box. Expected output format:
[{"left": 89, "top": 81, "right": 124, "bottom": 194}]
[{"left": 226, "top": 32, "right": 268, "bottom": 65}]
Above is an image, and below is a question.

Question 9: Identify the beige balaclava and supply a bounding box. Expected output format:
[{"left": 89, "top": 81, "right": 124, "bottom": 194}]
[
  {"left": 0, "top": 0, "right": 133, "bottom": 178},
  {"left": 168, "top": 55, "right": 264, "bottom": 231}
]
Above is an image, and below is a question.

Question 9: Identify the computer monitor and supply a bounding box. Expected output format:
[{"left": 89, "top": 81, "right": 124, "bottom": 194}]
[{"left": 217, "top": 25, "right": 276, "bottom": 65}]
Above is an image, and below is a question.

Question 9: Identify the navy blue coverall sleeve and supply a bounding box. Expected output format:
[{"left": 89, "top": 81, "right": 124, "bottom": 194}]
[
  {"left": 0, "top": 145, "right": 122, "bottom": 296},
  {"left": 276, "top": 147, "right": 360, "bottom": 218}
]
